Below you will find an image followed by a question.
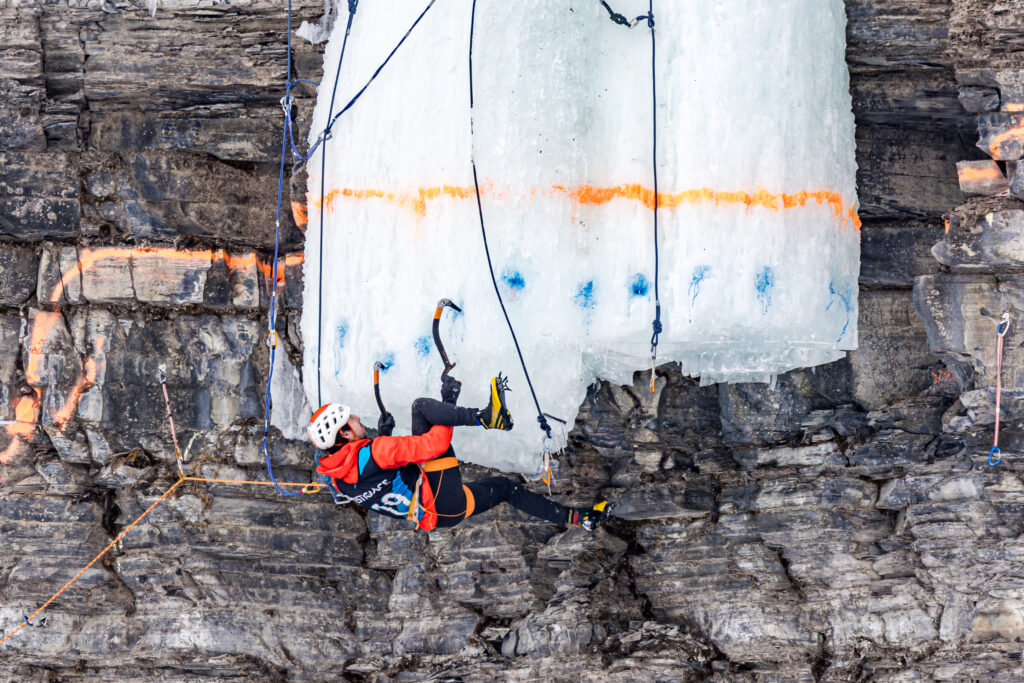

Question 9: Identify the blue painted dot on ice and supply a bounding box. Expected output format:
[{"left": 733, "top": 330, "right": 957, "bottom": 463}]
[
  {"left": 755, "top": 266, "right": 775, "bottom": 314},
  {"left": 377, "top": 352, "right": 395, "bottom": 372},
  {"left": 336, "top": 321, "right": 349, "bottom": 347},
  {"left": 688, "top": 266, "right": 711, "bottom": 321},
  {"left": 414, "top": 335, "right": 432, "bottom": 357},
  {"left": 502, "top": 270, "right": 526, "bottom": 291},
  {"left": 630, "top": 273, "right": 650, "bottom": 297},
  {"left": 826, "top": 280, "right": 852, "bottom": 342},
  {"left": 574, "top": 280, "right": 596, "bottom": 310}
]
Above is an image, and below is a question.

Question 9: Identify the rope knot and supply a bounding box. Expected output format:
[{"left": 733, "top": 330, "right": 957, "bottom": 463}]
[{"left": 537, "top": 414, "right": 552, "bottom": 440}]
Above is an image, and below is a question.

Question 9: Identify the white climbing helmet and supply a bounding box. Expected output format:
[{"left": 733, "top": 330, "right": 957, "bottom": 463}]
[{"left": 307, "top": 403, "right": 352, "bottom": 450}]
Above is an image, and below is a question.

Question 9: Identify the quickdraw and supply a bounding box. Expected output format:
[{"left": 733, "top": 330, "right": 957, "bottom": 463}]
[
  {"left": 990, "top": 312, "right": 1010, "bottom": 466},
  {"left": 541, "top": 448, "right": 553, "bottom": 496},
  {"left": 157, "top": 363, "right": 184, "bottom": 477}
]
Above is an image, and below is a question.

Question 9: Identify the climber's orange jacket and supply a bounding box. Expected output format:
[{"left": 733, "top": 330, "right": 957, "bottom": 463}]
[{"left": 316, "top": 425, "right": 453, "bottom": 531}]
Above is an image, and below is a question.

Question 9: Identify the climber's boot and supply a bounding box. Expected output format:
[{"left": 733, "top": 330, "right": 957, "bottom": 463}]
[
  {"left": 478, "top": 373, "right": 513, "bottom": 430},
  {"left": 569, "top": 501, "right": 614, "bottom": 531}
]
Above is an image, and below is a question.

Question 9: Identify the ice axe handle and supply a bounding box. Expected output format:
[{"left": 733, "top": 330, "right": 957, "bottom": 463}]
[
  {"left": 433, "top": 299, "right": 461, "bottom": 379},
  {"left": 373, "top": 362, "right": 387, "bottom": 416}
]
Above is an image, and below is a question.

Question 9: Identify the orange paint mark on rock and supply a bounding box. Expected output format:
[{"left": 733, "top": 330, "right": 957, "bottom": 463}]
[
  {"left": 988, "top": 120, "right": 1024, "bottom": 158},
  {"left": 53, "top": 357, "right": 98, "bottom": 431},
  {"left": 291, "top": 200, "right": 308, "bottom": 227},
  {"left": 16, "top": 246, "right": 304, "bottom": 453},
  {"left": 958, "top": 165, "right": 1004, "bottom": 182},
  {"left": 6, "top": 392, "right": 40, "bottom": 438},
  {"left": 315, "top": 182, "right": 860, "bottom": 230}
]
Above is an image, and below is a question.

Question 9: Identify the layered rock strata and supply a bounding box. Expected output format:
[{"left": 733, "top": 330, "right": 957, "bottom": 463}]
[{"left": 2, "top": 0, "right": 1024, "bottom": 681}]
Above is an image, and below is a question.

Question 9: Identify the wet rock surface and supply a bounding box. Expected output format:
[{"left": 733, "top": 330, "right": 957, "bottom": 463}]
[{"left": 1, "top": 0, "right": 1024, "bottom": 680}]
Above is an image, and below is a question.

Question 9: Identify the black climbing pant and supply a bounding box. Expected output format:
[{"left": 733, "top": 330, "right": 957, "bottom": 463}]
[{"left": 410, "top": 397, "right": 569, "bottom": 529}]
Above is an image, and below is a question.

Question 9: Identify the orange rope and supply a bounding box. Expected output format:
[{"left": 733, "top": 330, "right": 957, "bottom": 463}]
[
  {"left": 0, "top": 474, "right": 320, "bottom": 647},
  {"left": 181, "top": 476, "right": 322, "bottom": 493}
]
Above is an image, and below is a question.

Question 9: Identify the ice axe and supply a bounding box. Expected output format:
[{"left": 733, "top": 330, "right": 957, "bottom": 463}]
[
  {"left": 373, "top": 361, "right": 389, "bottom": 419},
  {"left": 432, "top": 298, "right": 462, "bottom": 380}
]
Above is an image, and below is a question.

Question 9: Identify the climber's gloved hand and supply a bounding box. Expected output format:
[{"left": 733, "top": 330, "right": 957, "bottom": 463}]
[
  {"left": 441, "top": 375, "right": 462, "bottom": 405},
  {"left": 377, "top": 412, "right": 395, "bottom": 436}
]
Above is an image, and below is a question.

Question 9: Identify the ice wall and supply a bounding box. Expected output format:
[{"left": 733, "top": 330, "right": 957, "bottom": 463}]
[{"left": 296, "top": 0, "right": 859, "bottom": 474}]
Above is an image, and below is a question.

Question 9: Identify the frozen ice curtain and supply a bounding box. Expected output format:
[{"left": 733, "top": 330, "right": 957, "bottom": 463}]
[{"left": 292, "top": 0, "right": 859, "bottom": 474}]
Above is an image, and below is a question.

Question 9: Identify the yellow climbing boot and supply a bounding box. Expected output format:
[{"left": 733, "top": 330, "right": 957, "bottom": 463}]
[
  {"left": 569, "top": 501, "right": 615, "bottom": 530},
  {"left": 478, "top": 373, "right": 513, "bottom": 430}
]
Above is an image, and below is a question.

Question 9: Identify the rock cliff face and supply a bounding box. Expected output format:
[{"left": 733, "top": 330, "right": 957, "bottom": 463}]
[{"left": 1, "top": 0, "right": 1023, "bottom": 680}]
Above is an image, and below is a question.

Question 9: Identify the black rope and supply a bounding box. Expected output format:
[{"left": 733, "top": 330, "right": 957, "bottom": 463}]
[
  {"left": 599, "top": 0, "right": 648, "bottom": 28},
  {"left": 646, "top": 3, "right": 661, "bottom": 368},
  {"left": 317, "top": 0, "right": 358, "bottom": 406},
  {"left": 596, "top": 1, "right": 660, "bottom": 363},
  {"left": 294, "top": 0, "right": 438, "bottom": 167},
  {"left": 468, "top": 0, "right": 552, "bottom": 440}
]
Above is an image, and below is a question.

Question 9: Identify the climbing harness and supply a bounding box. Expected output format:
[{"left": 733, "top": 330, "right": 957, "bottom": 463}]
[
  {"left": 432, "top": 299, "right": 462, "bottom": 380},
  {"left": 989, "top": 312, "right": 1010, "bottom": 466}
]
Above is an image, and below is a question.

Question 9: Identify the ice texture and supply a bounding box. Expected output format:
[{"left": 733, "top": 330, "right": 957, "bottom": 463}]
[{"left": 295, "top": 0, "right": 859, "bottom": 474}]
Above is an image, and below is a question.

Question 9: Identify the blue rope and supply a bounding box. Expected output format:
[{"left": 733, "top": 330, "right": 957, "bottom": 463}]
[
  {"left": 262, "top": 0, "right": 436, "bottom": 496},
  {"left": 262, "top": 0, "right": 304, "bottom": 497},
  {"left": 468, "top": 0, "right": 552, "bottom": 440}
]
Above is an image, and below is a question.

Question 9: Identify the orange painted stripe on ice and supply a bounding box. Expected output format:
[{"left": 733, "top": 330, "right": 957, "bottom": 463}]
[
  {"left": 313, "top": 183, "right": 861, "bottom": 230},
  {"left": 554, "top": 184, "right": 859, "bottom": 228}
]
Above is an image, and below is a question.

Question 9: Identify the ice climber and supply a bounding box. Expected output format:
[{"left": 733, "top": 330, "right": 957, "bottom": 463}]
[{"left": 308, "top": 374, "right": 612, "bottom": 532}]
